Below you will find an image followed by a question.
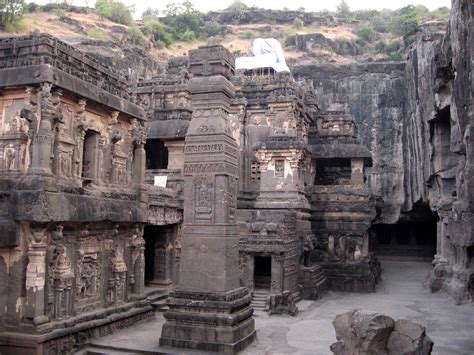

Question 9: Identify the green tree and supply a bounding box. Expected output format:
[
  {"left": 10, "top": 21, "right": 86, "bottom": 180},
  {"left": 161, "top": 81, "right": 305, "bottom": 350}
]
[
  {"left": 293, "top": 18, "right": 304, "bottom": 29},
  {"left": 0, "top": 0, "right": 25, "bottom": 30},
  {"left": 336, "top": 0, "right": 351, "bottom": 18},
  {"left": 202, "top": 20, "right": 227, "bottom": 38},
  {"left": 128, "top": 22, "right": 144, "bottom": 44},
  {"left": 142, "top": 16, "right": 173, "bottom": 47},
  {"left": 95, "top": 0, "right": 133, "bottom": 25},
  {"left": 389, "top": 5, "right": 419, "bottom": 47},
  {"left": 225, "top": 0, "right": 248, "bottom": 24},
  {"left": 162, "top": 0, "right": 204, "bottom": 42},
  {"left": 414, "top": 5, "right": 430, "bottom": 21},
  {"left": 356, "top": 25, "right": 375, "bottom": 42},
  {"left": 431, "top": 7, "right": 450, "bottom": 20}
]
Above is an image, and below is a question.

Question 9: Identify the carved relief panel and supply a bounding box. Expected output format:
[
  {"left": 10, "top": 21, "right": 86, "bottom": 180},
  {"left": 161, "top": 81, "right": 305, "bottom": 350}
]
[
  {"left": 0, "top": 97, "right": 33, "bottom": 172},
  {"left": 75, "top": 231, "right": 102, "bottom": 313},
  {"left": 194, "top": 174, "right": 214, "bottom": 223}
]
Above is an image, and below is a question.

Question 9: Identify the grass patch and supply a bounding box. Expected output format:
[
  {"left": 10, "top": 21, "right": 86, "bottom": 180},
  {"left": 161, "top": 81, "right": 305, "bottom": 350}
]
[
  {"left": 4, "top": 20, "right": 26, "bottom": 33},
  {"left": 87, "top": 27, "right": 107, "bottom": 40}
]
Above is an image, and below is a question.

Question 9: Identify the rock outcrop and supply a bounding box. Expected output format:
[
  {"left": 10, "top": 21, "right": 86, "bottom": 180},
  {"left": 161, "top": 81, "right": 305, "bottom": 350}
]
[
  {"left": 330, "top": 310, "right": 434, "bottom": 355},
  {"left": 286, "top": 33, "right": 360, "bottom": 57},
  {"left": 295, "top": 0, "right": 473, "bottom": 303}
]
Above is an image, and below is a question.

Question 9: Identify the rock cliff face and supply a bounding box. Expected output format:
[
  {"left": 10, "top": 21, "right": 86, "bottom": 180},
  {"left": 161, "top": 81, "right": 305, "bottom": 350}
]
[
  {"left": 294, "top": 0, "right": 473, "bottom": 303},
  {"left": 406, "top": 0, "right": 473, "bottom": 303},
  {"left": 293, "top": 62, "right": 407, "bottom": 224}
]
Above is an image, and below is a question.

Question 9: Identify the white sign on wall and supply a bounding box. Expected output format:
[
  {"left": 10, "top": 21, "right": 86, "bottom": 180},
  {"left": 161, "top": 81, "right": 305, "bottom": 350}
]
[{"left": 154, "top": 176, "right": 168, "bottom": 187}]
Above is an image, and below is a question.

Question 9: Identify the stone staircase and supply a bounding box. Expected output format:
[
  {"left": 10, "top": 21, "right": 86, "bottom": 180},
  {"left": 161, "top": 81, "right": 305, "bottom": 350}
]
[
  {"left": 144, "top": 288, "right": 169, "bottom": 313},
  {"left": 251, "top": 288, "right": 269, "bottom": 311}
]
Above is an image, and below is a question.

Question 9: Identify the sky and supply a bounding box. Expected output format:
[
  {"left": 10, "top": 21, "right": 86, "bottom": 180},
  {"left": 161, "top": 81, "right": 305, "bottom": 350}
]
[{"left": 34, "top": 0, "right": 452, "bottom": 18}]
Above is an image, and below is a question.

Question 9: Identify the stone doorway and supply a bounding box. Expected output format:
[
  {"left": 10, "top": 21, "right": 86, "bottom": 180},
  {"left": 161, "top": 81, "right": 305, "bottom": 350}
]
[
  {"left": 254, "top": 256, "right": 271, "bottom": 289},
  {"left": 144, "top": 225, "right": 176, "bottom": 287}
]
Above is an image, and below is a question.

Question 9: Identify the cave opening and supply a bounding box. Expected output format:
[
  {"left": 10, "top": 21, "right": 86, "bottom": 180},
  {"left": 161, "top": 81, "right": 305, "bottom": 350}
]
[{"left": 370, "top": 202, "right": 438, "bottom": 260}]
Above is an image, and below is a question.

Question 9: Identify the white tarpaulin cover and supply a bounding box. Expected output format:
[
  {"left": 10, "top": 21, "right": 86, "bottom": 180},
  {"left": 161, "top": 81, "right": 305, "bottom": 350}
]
[{"left": 235, "top": 38, "right": 290, "bottom": 73}]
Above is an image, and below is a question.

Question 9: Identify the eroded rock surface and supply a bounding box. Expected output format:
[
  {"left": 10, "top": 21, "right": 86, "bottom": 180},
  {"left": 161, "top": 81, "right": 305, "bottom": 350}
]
[{"left": 330, "top": 310, "right": 433, "bottom": 355}]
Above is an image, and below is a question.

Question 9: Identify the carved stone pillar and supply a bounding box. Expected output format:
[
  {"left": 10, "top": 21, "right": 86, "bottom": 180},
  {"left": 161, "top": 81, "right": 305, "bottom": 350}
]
[
  {"left": 31, "top": 82, "right": 55, "bottom": 174},
  {"left": 271, "top": 255, "right": 283, "bottom": 294},
  {"left": 160, "top": 44, "right": 256, "bottom": 353},
  {"left": 30, "top": 119, "right": 53, "bottom": 173},
  {"left": 51, "top": 225, "right": 74, "bottom": 320},
  {"left": 132, "top": 143, "right": 146, "bottom": 185},
  {"left": 132, "top": 120, "right": 147, "bottom": 185},
  {"left": 131, "top": 225, "right": 145, "bottom": 295},
  {"left": 164, "top": 140, "right": 185, "bottom": 170},
  {"left": 109, "top": 244, "right": 128, "bottom": 306},
  {"left": 25, "top": 224, "right": 49, "bottom": 326}
]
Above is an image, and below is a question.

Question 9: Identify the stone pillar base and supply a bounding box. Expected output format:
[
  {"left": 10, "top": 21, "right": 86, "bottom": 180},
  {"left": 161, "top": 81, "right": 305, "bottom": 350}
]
[
  {"left": 298, "top": 265, "right": 327, "bottom": 300},
  {"left": 160, "top": 287, "right": 256, "bottom": 354}
]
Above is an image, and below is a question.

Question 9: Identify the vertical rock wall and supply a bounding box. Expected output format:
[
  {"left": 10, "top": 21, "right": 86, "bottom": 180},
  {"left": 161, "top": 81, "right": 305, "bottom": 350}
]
[
  {"left": 294, "top": 0, "right": 473, "bottom": 302},
  {"left": 293, "top": 63, "right": 407, "bottom": 223}
]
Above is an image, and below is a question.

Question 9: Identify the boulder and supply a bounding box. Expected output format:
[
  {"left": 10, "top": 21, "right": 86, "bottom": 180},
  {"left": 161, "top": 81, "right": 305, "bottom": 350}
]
[
  {"left": 331, "top": 310, "right": 394, "bottom": 354},
  {"left": 330, "top": 310, "right": 433, "bottom": 355},
  {"left": 387, "top": 319, "right": 434, "bottom": 355}
]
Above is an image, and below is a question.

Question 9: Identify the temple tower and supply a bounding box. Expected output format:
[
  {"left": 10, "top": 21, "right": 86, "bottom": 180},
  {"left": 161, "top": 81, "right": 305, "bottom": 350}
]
[{"left": 159, "top": 44, "right": 256, "bottom": 353}]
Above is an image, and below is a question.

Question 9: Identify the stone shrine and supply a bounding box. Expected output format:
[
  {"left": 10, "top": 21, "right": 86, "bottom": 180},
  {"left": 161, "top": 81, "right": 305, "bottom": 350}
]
[{"left": 0, "top": 0, "right": 471, "bottom": 353}]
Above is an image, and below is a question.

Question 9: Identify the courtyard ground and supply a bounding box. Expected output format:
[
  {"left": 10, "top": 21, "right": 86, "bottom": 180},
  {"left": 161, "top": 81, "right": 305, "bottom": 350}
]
[{"left": 81, "top": 260, "right": 474, "bottom": 354}]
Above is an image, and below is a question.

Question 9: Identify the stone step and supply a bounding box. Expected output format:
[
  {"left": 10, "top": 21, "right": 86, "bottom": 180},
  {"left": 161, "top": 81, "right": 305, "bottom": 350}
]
[
  {"left": 151, "top": 299, "right": 169, "bottom": 312},
  {"left": 146, "top": 292, "right": 168, "bottom": 303},
  {"left": 83, "top": 343, "right": 165, "bottom": 354},
  {"left": 253, "top": 290, "right": 270, "bottom": 294}
]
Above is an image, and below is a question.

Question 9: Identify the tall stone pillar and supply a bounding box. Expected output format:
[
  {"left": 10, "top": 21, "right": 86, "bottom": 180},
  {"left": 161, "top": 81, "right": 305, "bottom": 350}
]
[
  {"left": 31, "top": 82, "right": 54, "bottom": 174},
  {"left": 160, "top": 44, "right": 256, "bottom": 353},
  {"left": 25, "top": 224, "right": 49, "bottom": 326}
]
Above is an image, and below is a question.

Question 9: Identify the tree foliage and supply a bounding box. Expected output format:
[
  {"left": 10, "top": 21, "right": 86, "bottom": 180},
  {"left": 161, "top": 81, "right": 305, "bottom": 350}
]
[
  {"left": 0, "top": 0, "right": 25, "bottom": 30},
  {"left": 142, "top": 15, "right": 173, "bottom": 47},
  {"left": 389, "top": 5, "right": 419, "bottom": 46},
  {"left": 336, "top": 0, "right": 351, "bottom": 18},
  {"left": 95, "top": 0, "right": 133, "bottom": 26},
  {"left": 224, "top": 0, "right": 248, "bottom": 24},
  {"left": 162, "top": 0, "right": 204, "bottom": 41},
  {"left": 356, "top": 25, "right": 375, "bottom": 42}
]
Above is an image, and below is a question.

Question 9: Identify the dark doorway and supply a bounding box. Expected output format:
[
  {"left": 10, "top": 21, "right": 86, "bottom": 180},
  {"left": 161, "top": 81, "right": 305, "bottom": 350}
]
[
  {"left": 254, "top": 256, "right": 271, "bottom": 289},
  {"left": 315, "top": 158, "right": 352, "bottom": 185},
  {"left": 144, "top": 226, "right": 156, "bottom": 285},
  {"left": 371, "top": 222, "right": 437, "bottom": 260},
  {"left": 145, "top": 139, "right": 168, "bottom": 169},
  {"left": 82, "top": 130, "right": 100, "bottom": 181},
  {"left": 371, "top": 202, "right": 438, "bottom": 260},
  {"left": 143, "top": 225, "right": 176, "bottom": 287}
]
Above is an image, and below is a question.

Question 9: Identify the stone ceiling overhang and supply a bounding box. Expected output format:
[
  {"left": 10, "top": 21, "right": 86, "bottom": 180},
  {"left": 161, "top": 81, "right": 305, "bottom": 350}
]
[
  {"left": 310, "top": 143, "right": 372, "bottom": 166},
  {"left": 0, "top": 64, "right": 145, "bottom": 120}
]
